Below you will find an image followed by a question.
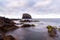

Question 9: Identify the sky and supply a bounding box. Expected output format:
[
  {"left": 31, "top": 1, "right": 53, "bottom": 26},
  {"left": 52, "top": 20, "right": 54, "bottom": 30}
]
[{"left": 0, "top": 0, "right": 60, "bottom": 18}]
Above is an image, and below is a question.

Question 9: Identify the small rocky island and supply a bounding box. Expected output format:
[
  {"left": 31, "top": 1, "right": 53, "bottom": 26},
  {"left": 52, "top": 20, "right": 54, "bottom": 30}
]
[
  {"left": 22, "top": 13, "right": 32, "bottom": 19},
  {"left": 20, "top": 13, "right": 39, "bottom": 22},
  {"left": 20, "top": 13, "right": 35, "bottom": 27},
  {"left": 20, "top": 13, "right": 32, "bottom": 22}
]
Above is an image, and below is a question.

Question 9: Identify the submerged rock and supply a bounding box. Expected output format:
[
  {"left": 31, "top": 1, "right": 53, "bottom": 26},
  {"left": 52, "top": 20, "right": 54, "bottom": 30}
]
[
  {"left": 22, "top": 13, "right": 32, "bottom": 19},
  {"left": 21, "top": 24, "right": 35, "bottom": 27}
]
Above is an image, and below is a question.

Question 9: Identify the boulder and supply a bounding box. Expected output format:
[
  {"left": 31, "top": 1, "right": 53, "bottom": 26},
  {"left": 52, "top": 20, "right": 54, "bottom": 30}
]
[
  {"left": 47, "top": 25, "right": 57, "bottom": 37},
  {"left": 22, "top": 13, "right": 32, "bottom": 19}
]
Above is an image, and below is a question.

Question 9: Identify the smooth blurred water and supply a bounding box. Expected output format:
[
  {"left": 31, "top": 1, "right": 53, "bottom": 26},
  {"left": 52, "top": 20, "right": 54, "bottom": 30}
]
[{"left": 6, "top": 18, "right": 60, "bottom": 40}]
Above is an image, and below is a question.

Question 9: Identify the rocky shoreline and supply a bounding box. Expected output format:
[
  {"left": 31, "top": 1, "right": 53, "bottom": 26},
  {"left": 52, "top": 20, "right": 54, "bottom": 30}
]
[{"left": 0, "top": 17, "right": 18, "bottom": 33}]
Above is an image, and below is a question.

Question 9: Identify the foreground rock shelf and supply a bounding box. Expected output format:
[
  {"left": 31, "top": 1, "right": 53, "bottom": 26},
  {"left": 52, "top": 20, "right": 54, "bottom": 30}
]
[
  {"left": 0, "top": 34, "right": 16, "bottom": 40},
  {"left": 0, "top": 17, "right": 18, "bottom": 32}
]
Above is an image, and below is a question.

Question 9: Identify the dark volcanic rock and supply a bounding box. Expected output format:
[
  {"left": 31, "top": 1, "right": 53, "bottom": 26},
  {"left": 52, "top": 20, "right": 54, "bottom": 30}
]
[
  {"left": 20, "top": 19, "right": 31, "bottom": 22},
  {"left": 4, "top": 35, "right": 16, "bottom": 40},
  {"left": 0, "top": 33, "right": 4, "bottom": 40},
  {"left": 22, "top": 13, "right": 32, "bottom": 19},
  {"left": 21, "top": 24, "right": 35, "bottom": 27},
  {"left": 0, "top": 34, "right": 16, "bottom": 40},
  {"left": 0, "top": 17, "right": 18, "bottom": 32}
]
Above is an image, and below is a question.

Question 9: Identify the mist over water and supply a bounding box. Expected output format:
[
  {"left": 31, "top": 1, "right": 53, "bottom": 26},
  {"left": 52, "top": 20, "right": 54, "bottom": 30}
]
[{"left": 6, "top": 18, "right": 60, "bottom": 40}]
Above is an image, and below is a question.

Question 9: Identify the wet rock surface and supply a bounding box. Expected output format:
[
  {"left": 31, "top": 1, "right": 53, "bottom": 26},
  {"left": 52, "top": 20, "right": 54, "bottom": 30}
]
[
  {"left": 5, "top": 20, "right": 60, "bottom": 40},
  {"left": 20, "top": 19, "right": 31, "bottom": 22},
  {"left": 0, "top": 17, "right": 18, "bottom": 32},
  {"left": 0, "top": 34, "right": 16, "bottom": 40},
  {"left": 0, "top": 33, "right": 4, "bottom": 40},
  {"left": 0, "top": 17, "right": 60, "bottom": 40},
  {"left": 21, "top": 24, "right": 35, "bottom": 28},
  {"left": 4, "top": 35, "right": 16, "bottom": 40},
  {"left": 47, "top": 25, "right": 58, "bottom": 38}
]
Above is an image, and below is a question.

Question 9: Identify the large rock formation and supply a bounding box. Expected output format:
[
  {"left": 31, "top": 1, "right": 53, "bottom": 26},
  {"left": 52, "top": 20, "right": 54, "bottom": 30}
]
[
  {"left": 22, "top": 13, "right": 32, "bottom": 19},
  {"left": 0, "top": 17, "right": 18, "bottom": 32}
]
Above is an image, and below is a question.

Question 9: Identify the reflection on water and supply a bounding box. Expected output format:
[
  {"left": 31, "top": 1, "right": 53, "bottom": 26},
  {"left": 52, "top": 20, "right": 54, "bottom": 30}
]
[{"left": 6, "top": 21, "right": 60, "bottom": 40}]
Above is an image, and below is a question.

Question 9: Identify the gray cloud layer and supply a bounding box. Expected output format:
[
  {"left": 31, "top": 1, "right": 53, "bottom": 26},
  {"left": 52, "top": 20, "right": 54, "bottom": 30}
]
[{"left": 0, "top": 0, "right": 60, "bottom": 18}]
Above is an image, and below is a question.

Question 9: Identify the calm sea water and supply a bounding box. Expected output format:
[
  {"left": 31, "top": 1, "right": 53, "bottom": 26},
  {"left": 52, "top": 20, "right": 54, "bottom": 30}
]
[
  {"left": 6, "top": 18, "right": 60, "bottom": 40},
  {"left": 39, "top": 18, "right": 60, "bottom": 23}
]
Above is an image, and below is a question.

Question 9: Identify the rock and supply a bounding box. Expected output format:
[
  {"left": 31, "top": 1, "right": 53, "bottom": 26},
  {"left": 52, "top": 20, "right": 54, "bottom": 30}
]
[
  {"left": 22, "top": 13, "right": 32, "bottom": 19},
  {"left": 0, "top": 33, "right": 4, "bottom": 40},
  {"left": 20, "top": 19, "right": 31, "bottom": 22},
  {"left": 4, "top": 35, "right": 16, "bottom": 40},
  {"left": 0, "top": 17, "right": 18, "bottom": 32},
  {"left": 21, "top": 13, "right": 32, "bottom": 22},
  {"left": 0, "top": 34, "right": 16, "bottom": 40},
  {"left": 47, "top": 25, "right": 57, "bottom": 37},
  {"left": 31, "top": 24, "right": 35, "bottom": 26},
  {"left": 0, "top": 31, "right": 16, "bottom": 40},
  {"left": 21, "top": 24, "right": 35, "bottom": 27}
]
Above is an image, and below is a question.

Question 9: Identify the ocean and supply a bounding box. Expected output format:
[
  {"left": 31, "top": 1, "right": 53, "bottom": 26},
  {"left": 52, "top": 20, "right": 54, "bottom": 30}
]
[
  {"left": 6, "top": 18, "right": 60, "bottom": 40},
  {"left": 39, "top": 18, "right": 60, "bottom": 23}
]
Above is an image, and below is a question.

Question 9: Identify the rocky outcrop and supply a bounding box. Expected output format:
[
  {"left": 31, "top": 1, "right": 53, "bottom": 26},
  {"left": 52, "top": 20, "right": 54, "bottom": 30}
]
[
  {"left": 0, "top": 33, "right": 3, "bottom": 40},
  {"left": 0, "top": 17, "right": 18, "bottom": 32},
  {"left": 21, "top": 24, "right": 35, "bottom": 28},
  {"left": 47, "top": 25, "right": 57, "bottom": 37},
  {"left": 0, "top": 34, "right": 16, "bottom": 40},
  {"left": 22, "top": 13, "right": 32, "bottom": 19},
  {"left": 20, "top": 19, "right": 31, "bottom": 22},
  {"left": 4, "top": 35, "right": 16, "bottom": 40},
  {"left": 20, "top": 13, "right": 32, "bottom": 22}
]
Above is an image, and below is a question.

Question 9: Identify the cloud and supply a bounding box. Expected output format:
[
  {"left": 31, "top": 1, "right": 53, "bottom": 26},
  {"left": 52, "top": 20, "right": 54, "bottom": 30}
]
[
  {"left": 0, "top": 0, "right": 60, "bottom": 18},
  {"left": 34, "top": 0, "right": 60, "bottom": 14},
  {"left": 34, "top": 0, "right": 52, "bottom": 7}
]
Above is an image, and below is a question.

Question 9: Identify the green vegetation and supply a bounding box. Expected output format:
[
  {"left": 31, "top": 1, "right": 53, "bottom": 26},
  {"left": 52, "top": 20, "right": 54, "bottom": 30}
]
[{"left": 47, "top": 25, "right": 57, "bottom": 37}]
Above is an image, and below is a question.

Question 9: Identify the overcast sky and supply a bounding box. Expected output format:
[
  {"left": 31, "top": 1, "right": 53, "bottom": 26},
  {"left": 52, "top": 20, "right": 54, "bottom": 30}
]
[{"left": 0, "top": 0, "right": 60, "bottom": 18}]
